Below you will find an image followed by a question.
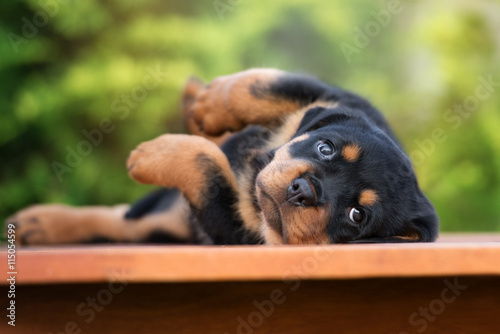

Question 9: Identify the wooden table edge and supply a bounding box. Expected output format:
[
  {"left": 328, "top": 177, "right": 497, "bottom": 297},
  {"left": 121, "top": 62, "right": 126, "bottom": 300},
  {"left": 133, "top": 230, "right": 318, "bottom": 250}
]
[{"left": 2, "top": 237, "right": 500, "bottom": 284}]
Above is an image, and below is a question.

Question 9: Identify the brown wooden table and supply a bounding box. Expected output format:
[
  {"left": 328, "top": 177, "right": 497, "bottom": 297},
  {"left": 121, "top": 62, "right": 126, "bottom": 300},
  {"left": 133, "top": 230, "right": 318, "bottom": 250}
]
[{"left": 2, "top": 233, "right": 500, "bottom": 333}]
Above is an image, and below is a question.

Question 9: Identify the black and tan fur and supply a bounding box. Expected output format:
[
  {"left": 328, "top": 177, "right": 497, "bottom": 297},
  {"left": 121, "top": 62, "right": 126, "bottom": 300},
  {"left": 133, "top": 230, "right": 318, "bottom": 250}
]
[{"left": 7, "top": 69, "right": 439, "bottom": 245}]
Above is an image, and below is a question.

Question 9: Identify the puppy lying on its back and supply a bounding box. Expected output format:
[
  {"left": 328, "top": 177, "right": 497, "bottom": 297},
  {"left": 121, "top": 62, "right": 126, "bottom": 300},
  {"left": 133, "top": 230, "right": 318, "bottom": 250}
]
[{"left": 9, "top": 69, "right": 438, "bottom": 245}]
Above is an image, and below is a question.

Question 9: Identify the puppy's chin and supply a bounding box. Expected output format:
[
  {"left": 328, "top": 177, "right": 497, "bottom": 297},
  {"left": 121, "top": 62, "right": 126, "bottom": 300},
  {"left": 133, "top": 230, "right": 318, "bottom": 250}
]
[{"left": 256, "top": 183, "right": 284, "bottom": 244}]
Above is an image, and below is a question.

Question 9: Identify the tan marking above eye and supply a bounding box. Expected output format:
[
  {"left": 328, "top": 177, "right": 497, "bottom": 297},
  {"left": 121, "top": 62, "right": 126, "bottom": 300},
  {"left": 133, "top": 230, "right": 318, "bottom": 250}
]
[
  {"left": 342, "top": 143, "right": 361, "bottom": 162},
  {"left": 272, "top": 133, "right": 310, "bottom": 161},
  {"left": 359, "top": 189, "right": 378, "bottom": 206}
]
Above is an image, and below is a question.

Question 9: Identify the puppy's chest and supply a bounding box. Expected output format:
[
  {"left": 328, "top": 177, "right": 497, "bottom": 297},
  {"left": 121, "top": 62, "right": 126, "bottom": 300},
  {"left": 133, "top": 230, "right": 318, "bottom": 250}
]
[
  {"left": 266, "top": 109, "right": 308, "bottom": 150},
  {"left": 237, "top": 109, "right": 307, "bottom": 176}
]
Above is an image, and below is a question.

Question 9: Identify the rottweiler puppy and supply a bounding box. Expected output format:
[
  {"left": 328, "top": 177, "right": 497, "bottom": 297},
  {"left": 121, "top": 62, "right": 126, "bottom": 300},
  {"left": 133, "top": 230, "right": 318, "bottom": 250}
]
[{"left": 8, "top": 69, "right": 438, "bottom": 245}]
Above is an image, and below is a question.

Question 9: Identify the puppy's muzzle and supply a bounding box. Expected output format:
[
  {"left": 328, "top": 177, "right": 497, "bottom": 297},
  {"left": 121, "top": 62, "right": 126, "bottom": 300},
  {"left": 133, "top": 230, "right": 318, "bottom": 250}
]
[{"left": 287, "top": 178, "right": 316, "bottom": 206}]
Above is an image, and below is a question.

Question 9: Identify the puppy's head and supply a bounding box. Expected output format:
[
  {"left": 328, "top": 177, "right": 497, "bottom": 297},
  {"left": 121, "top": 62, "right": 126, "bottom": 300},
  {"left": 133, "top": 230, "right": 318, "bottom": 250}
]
[{"left": 256, "top": 106, "right": 438, "bottom": 244}]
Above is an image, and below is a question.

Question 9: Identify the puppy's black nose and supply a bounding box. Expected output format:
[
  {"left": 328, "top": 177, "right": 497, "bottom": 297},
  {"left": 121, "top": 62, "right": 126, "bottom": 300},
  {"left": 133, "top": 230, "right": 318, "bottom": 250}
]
[{"left": 287, "top": 178, "right": 316, "bottom": 207}]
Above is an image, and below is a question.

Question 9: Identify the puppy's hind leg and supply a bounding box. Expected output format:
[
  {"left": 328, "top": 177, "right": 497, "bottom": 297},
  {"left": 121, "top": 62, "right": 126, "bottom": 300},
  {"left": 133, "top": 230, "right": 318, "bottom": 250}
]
[
  {"left": 7, "top": 192, "right": 196, "bottom": 245},
  {"left": 7, "top": 204, "right": 131, "bottom": 245}
]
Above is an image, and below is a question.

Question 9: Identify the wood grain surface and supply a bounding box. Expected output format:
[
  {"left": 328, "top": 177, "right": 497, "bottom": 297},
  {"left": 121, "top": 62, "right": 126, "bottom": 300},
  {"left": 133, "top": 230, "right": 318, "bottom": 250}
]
[
  {"left": 1, "top": 234, "right": 499, "bottom": 334},
  {"left": 1, "top": 277, "right": 499, "bottom": 334},
  {"left": 1, "top": 233, "right": 500, "bottom": 284}
]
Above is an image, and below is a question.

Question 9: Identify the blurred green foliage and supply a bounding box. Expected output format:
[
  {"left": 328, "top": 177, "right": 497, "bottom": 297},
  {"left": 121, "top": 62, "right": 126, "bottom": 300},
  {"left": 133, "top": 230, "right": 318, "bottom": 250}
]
[{"left": 1, "top": 0, "right": 499, "bottom": 232}]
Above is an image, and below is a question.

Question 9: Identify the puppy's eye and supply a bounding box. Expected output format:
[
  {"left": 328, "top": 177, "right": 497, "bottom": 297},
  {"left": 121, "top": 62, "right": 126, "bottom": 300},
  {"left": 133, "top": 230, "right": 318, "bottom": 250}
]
[
  {"left": 317, "top": 140, "right": 335, "bottom": 157},
  {"left": 348, "top": 207, "right": 366, "bottom": 224}
]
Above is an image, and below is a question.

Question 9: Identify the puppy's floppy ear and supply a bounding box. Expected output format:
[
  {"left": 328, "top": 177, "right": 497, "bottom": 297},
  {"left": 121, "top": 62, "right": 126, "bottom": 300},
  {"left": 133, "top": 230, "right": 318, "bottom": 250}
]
[
  {"left": 400, "top": 193, "right": 439, "bottom": 242},
  {"left": 293, "top": 106, "right": 354, "bottom": 138},
  {"left": 348, "top": 237, "right": 417, "bottom": 244},
  {"left": 349, "top": 205, "right": 439, "bottom": 244},
  {"left": 406, "top": 211, "right": 439, "bottom": 242}
]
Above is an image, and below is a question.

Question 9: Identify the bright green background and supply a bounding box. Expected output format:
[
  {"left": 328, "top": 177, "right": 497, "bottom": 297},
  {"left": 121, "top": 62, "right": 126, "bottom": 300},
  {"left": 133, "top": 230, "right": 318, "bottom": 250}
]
[{"left": 1, "top": 0, "right": 499, "bottom": 233}]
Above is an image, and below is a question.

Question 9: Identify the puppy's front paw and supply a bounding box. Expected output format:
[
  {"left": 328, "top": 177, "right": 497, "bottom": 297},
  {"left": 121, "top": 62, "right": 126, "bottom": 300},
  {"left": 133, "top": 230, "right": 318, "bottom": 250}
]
[
  {"left": 128, "top": 134, "right": 187, "bottom": 185},
  {"left": 127, "top": 134, "right": 222, "bottom": 185},
  {"left": 127, "top": 134, "right": 232, "bottom": 206},
  {"left": 190, "top": 75, "right": 246, "bottom": 136}
]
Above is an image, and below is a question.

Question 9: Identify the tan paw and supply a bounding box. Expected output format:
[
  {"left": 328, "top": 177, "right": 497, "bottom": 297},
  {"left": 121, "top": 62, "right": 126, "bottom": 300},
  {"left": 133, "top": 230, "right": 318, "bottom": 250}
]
[
  {"left": 128, "top": 134, "right": 190, "bottom": 185},
  {"left": 127, "top": 134, "right": 235, "bottom": 207},
  {"left": 182, "top": 78, "right": 232, "bottom": 145},
  {"left": 190, "top": 69, "right": 292, "bottom": 136},
  {"left": 6, "top": 205, "right": 71, "bottom": 245},
  {"left": 127, "top": 134, "right": 230, "bottom": 205},
  {"left": 190, "top": 73, "right": 249, "bottom": 136}
]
